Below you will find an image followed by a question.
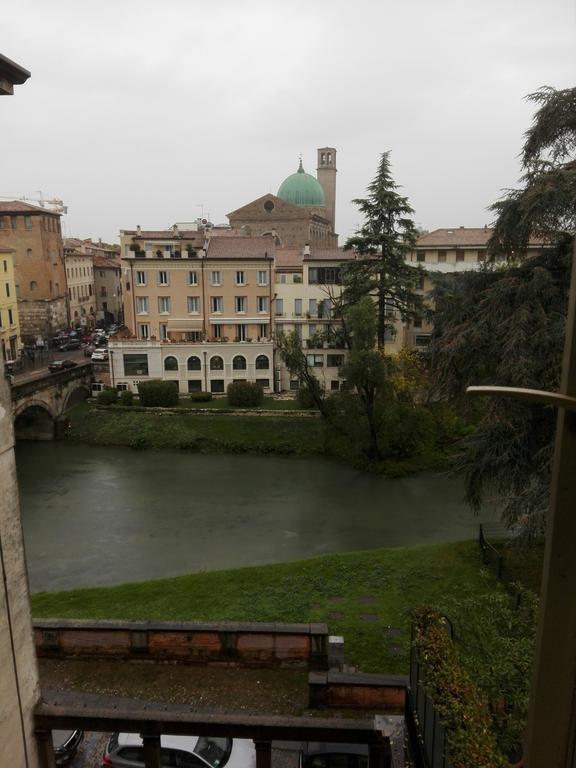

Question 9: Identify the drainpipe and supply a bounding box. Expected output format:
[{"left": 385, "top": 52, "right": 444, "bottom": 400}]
[{"left": 203, "top": 350, "right": 208, "bottom": 392}]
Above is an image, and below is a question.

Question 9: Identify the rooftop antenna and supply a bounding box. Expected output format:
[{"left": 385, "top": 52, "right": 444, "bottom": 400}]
[{"left": 197, "top": 203, "right": 206, "bottom": 219}]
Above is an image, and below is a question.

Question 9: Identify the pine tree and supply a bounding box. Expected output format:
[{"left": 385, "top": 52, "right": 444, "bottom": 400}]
[
  {"left": 429, "top": 86, "right": 576, "bottom": 538},
  {"left": 344, "top": 152, "right": 422, "bottom": 350}
]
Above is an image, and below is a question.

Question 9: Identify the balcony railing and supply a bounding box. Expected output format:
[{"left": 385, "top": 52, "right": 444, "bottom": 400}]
[{"left": 34, "top": 690, "right": 394, "bottom": 768}]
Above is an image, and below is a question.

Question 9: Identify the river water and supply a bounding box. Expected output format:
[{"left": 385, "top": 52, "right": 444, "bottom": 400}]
[{"left": 16, "top": 443, "right": 493, "bottom": 593}]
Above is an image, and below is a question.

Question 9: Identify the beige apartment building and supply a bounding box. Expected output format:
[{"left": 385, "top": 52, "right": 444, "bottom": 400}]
[
  {"left": 0, "top": 201, "right": 67, "bottom": 341},
  {"left": 63, "top": 240, "right": 96, "bottom": 329},
  {"left": 0, "top": 246, "right": 22, "bottom": 360},
  {"left": 400, "top": 226, "right": 546, "bottom": 351},
  {"left": 273, "top": 246, "right": 356, "bottom": 391},
  {"left": 114, "top": 227, "right": 275, "bottom": 393},
  {"left": 121, "top": 229, "right": 274, "bottom": 343}
]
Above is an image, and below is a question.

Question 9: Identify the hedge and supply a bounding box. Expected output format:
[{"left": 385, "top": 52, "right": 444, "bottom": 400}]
[
  {"left": 227, "top": 381, "right": 264, "bottom": 407},
  {"left": 97, "top": 387, "right": 118, "bottom": 405},
  {"left": 137, "top": 380, "right": 179, "bottom": 407},
  {"left": 412, "top": 607, "right": 507, "bottom": 768}
]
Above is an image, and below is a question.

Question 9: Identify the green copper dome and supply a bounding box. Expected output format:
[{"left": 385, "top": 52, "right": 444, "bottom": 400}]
[{"left": 277, "top": 159, "right": 326, "bottom": 207}]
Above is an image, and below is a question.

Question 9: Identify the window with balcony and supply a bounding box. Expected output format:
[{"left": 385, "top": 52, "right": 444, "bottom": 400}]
[
  {"left": 136, "top": 271, "right": 147, "bottom": 286},
  {"left": 187, "top": 296, "right": 200, "bottom": 314},
  {"left": 236, "top": 324, "right": 247, "bottom": 341},
  {"left": 235, "top": 296, "right": 247, "bottom": 313},
  {"left": 158, "top": 270, "right": 169, "bottom": 286},
  {"left": 257, "top": 270, "right": 268, "bottom": 286},
  {"left": 158, "top": 297, "right": 171, "bottom": 314},
  {"left": 138, "top": 324, "right": 150, "bottom": 340},
  {"left": 235, "top": 270, "right": 245, "bottom": 285},
  {"left": 294, "top": 298, "right": 302, "bottom": 316},
  {"left": 258, "top": 323, "right": 268, "bottom": 338},
  {"left": 136, "top": 296, "right": 149, "bottom": 314},
  {"left": 210, "top": 271, "right": 221, "bottom": 286},
  {"left": 188, "top": 271, "right": 198, "bottom": 286},
  {"left": 212, "top": 324, "right": 221, "bottom": 339},
  {"left": 211, "top": 296, "right": 223, "bottom": 313}
]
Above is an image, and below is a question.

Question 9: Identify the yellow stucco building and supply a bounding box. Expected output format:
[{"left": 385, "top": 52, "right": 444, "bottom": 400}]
[{"left": 0, "top": 246, "right": 22, "bottom": 361}]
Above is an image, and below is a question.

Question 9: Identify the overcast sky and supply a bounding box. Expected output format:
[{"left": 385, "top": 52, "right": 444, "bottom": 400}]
[{"left": 2, "top": 0, "right": 575, "bottom": 244}]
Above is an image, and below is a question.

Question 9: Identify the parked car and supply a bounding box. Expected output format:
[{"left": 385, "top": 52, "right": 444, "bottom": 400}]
[
  {"left": 83, "top": 344, "right": 95, "bottom": 357},
  {"left": 102, "top": 733, "right": 255, "bottom": 768},
  {"left": 53, "top": 729, "right": 83, "bottom": 765},
  {"left": 91, "top": 349, "right": 109, "bottom": 362},
  {"left": 58, "top": 339, "right": 82, "bottom": 352},
  {"left": 301, "top": 743, "right": 369, "bottom": 768},
  {"left": 48, "top": 359, "right": 78, "bottom": 372}
]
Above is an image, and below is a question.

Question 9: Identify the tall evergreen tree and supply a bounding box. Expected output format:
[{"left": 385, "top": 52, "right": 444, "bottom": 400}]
[
  {"left": 429, "top": 86, "right": 576, "bottom": 538},
  {"left": 344, "top": 152, "right": 422, "bottom": 350}
]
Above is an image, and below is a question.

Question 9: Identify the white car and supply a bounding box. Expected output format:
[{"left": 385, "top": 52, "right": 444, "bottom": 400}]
[
  {"left": 102, "top": 733, "right": 256, "bottom": 768},
  {"left": 91, "top": 349, "right": 109, "bottom": 362}
]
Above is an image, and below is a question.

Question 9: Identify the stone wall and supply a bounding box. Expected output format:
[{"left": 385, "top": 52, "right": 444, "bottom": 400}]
[
  {"left": 0, "top": 360, "right": 41, "bottom": 766},
  {"left": 34, "top": 619, "right": 329, "bottom": 669}
]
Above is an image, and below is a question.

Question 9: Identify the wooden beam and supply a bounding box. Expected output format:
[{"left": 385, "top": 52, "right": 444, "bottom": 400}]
[{"left": 525, "top": 242, "right": 576, "bottom": 767}]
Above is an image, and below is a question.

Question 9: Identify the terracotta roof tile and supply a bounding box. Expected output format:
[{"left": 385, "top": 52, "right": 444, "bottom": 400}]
[
  {"left": 206, "top": 236, "right": 274, "bottom": 260},
  {"left": 416, "top": 227, "right": 546, "bottom": 248},
  {"left": 93, "top": 254, "right": 121, "bottom": 269},
  {"left": 275, "top": 249, "right": 303, "bottom": 269},
  {"left": 0, "top": 201, "right": 60, "bottom": 215}
]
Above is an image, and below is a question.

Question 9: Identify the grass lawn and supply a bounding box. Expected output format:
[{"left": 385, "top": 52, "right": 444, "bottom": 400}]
[
  {"left": 66, "top": 403, "right": 325, "bottom": 455},
  {"left": 31, "top": 540, "right": 499, "bottom": 674}
]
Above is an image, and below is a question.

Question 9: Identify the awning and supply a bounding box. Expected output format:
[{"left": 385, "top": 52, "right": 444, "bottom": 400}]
[{"left": 166, "top": 318, "right": 203, "bottom": 331}]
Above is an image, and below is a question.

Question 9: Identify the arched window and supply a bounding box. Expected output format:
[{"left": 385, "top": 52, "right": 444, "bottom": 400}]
[
  {"left": 164, "top": 356, "right": 178, "bottom": 372},
  {"left": 30, "top": 280, "right": 37, "bottom": 291},
  {"left": 187, "top": 355, "right": 201, "bottom": 371},
  {"left": 210, "top": 355, "right": 223, "bottom": 371},
  {"left": 233, "top": 355, "right": 246, "bottom": 370},
  {"left": 256, "top": 355, "right": 270, "bottom": 370},
  {"left": 321, "top": 153, "right": 325, "bottom": 163}
]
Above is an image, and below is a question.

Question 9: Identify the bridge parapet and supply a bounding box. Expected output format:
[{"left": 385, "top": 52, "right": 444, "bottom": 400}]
[{"left": 11, "top": 364, "right": 93, "bottom": 403}]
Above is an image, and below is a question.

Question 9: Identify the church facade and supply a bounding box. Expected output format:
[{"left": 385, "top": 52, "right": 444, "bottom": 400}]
[{"left": 227, "top": 147, "right": 338, "bottom": 250}]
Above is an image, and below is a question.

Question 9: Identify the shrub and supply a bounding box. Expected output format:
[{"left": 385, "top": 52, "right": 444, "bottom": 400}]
[
  {"left": 137, "top": 380, "right": 179, "bottom": 407},
  {"left": 296, "top": 384, "right": 321, "bottom": 409},
  {"left": 97, "top": 387, "right": 118, "bottom": 405},
  {"left": 413, "top": 607, "right": 507, "bottom": 768},
  {"left": 227, "top": 381, "right": 264, "bottom": 408},
  {"left": 190, "top": 391, "right": 212, "bottom": 403},
  {"left": 119, "top": 389, "right": 134, "bottom": 406}
]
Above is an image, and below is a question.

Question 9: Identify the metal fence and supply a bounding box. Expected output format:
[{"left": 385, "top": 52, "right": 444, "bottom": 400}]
[{"left": 479, "top": 522, "right": 517, "bottom": 585}]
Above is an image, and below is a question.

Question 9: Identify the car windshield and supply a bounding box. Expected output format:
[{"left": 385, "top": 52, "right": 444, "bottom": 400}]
[{"left": 193, "top": 737, "right": 232, "bottom": 768}]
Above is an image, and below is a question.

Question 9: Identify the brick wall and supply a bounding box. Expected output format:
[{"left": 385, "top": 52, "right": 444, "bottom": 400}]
[{"left": 34, "top": 619, "right": 329, "bottom": 669}]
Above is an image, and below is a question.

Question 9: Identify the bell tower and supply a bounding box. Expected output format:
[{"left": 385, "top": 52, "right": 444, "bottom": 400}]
[{"left": 316, "top": 147, "right": 337, "bottom": 232}]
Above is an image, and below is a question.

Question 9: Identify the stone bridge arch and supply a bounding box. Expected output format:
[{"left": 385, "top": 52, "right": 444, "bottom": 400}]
[
  {"left": 62, "top": 384, "right": 91, "bottom": 412},
  {"left": 13, "top": 400, "right": 56, "bottom": 441}
]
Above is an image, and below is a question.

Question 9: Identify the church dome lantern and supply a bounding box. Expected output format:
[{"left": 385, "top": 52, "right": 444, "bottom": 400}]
[{"left": 277, "top": 159, "right": 326, "bottom": 207}]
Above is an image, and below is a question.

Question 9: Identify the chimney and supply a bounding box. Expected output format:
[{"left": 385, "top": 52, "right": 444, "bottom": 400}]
[
  {"left": 136, "top": 225, "right": 141, "bottom": 235},
  {"left": 303, "top": 243, "right": 311, "bottom": 256}
]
